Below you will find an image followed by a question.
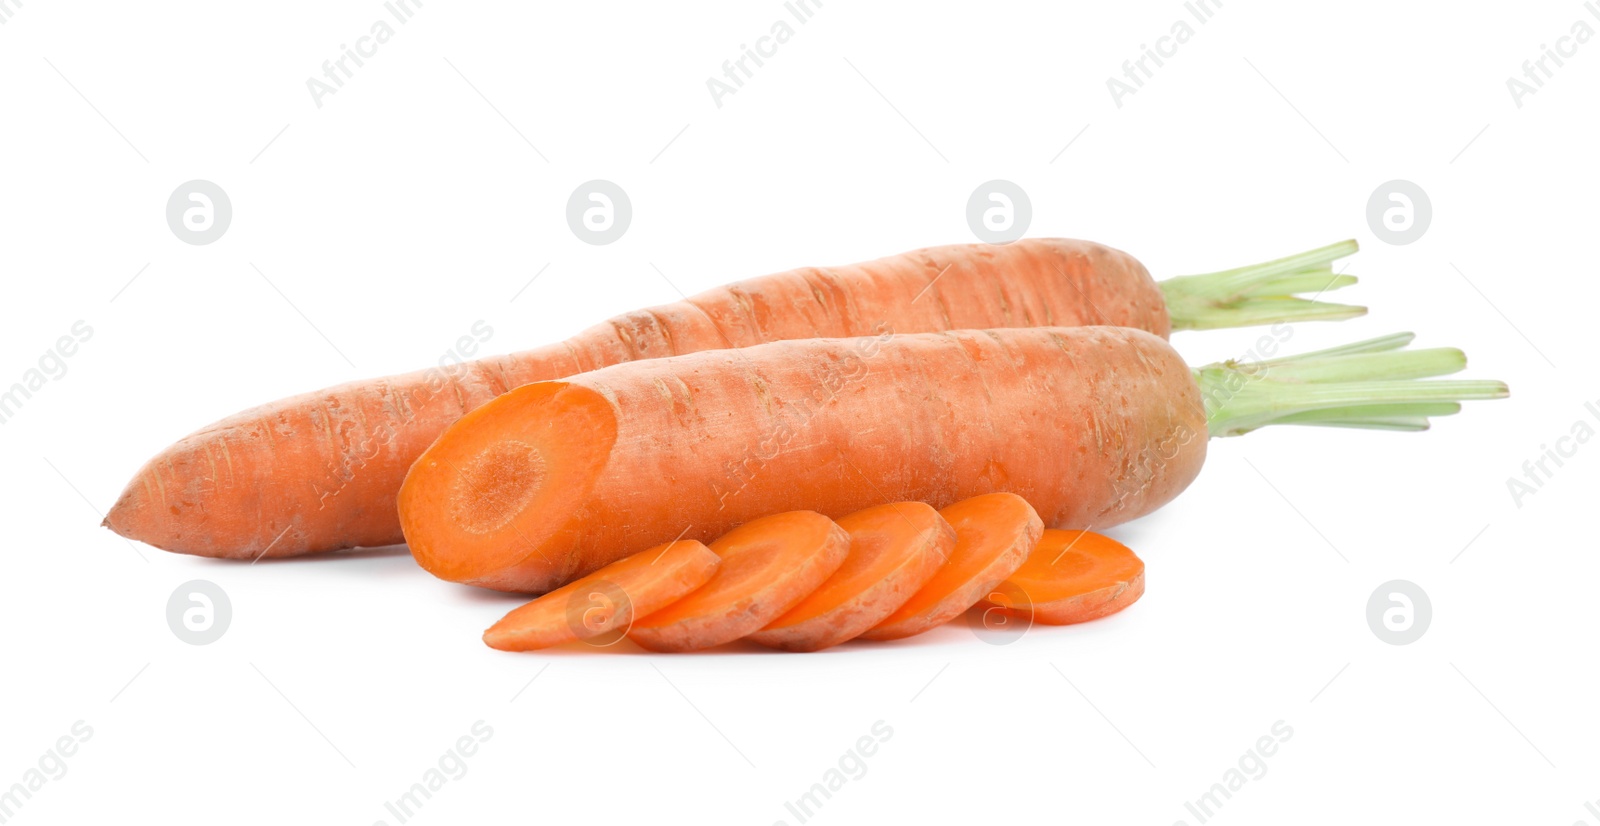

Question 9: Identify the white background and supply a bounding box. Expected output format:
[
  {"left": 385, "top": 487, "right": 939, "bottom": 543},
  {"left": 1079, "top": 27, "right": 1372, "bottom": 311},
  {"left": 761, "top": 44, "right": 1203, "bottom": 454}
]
[{"left": 1, "top": 1, "right": 1595, "bottom": 823}]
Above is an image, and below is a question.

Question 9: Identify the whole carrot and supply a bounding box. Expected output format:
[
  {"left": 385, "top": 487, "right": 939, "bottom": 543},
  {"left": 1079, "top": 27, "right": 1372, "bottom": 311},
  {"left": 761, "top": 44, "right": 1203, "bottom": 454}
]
[
  {"left": 398, "top": 326, "right": 1504, "bottom": 593},
  {"left": 107, "top": 239, "right": 1363, "bottom": 559}
]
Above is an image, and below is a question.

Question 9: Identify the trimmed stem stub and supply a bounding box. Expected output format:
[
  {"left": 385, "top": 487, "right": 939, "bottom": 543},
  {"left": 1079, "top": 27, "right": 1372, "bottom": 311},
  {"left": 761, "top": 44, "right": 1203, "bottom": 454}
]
[
  {"left": 1196, "top": 332, "right": 1510, "bottom": 437},
  {"left": 1160, "top": 240, "right": 1366, "bottom": 331}
]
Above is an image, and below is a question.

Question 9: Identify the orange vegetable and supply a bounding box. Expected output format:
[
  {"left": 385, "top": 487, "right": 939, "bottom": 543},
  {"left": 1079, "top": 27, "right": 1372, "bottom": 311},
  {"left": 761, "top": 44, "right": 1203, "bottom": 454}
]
[
  {"left": 628, "top": 512, "right": 850, "bottom": 652},
  {"left": 983, "top": 530, "right": 1145, "bottom": 625},
  {"left": 483, "top": 540, "right": 719, "bottom": 651},
  {"left": 105, "top": 239, "right": 1363, "bottom": 559},
  {"left": 402, "top": 326, "right": 1507, "bottom": 594},
  {"left": 748, "top": 502, "right": 953, "bottom": 652},
  {"left": 399, "top": 327, "right": 1206, "bottom": 593},
  {"left": 860, "top": 493, "right": 1042, "bottom": 641}
]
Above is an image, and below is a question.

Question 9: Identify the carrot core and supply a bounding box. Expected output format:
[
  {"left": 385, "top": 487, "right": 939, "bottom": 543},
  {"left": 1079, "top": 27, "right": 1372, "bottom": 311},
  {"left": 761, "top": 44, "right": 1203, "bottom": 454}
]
[
  {"left": 399, "top": 381, "right": 621, "bottom": 590},
  {"left": 454, "top": 440, "right": 548, "bottom": 535}
]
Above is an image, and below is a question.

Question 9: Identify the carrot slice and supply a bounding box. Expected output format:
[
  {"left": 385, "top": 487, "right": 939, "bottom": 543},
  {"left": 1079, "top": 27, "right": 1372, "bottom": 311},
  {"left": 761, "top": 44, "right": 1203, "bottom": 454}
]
[
  {"left": 748, "top": 502, "right": 954, "bottom": 652},
  {"left": 629, "top": 511, "right": 850, "bottom": 652},
  {"left": 483, "top": 540, "right": 720, "bottom": 651},
  {"left": 859, "top": 493, "right": 1042, "bottom": 641},
  {"left": 983, "top": 529, "right": 1145, "bottom": 625}
]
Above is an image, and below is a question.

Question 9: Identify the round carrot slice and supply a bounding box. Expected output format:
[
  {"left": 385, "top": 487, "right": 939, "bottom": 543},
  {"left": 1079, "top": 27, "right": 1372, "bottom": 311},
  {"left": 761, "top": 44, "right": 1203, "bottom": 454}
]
[
  {"left": 483, "top": 540, "right": 720, "bottom": 651},
  {"left": 860, "top": 492, "right": 1042, "bottom": 641},
  {"left": 983, "top": 529, "right": 1144, "bottom": 625},
  {"left": 629, "top": 511, "right": 850, "bottom": 652},
  {"left": 748, "top": 502, "right": 954, "bottom": 652}
]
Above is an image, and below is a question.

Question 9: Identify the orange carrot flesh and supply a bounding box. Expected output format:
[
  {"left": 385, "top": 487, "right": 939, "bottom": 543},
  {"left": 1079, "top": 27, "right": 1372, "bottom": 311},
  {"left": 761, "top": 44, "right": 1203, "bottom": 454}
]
[
  {"left": 628, "top": 511, "right": 850, "bottom": 653},
  {"left": 747, "top": 502, "right": 954, "bottom": 652},
  {"left": 395, "top": 380, "right": 620, "bottom": 587},
  {"left": 105, "top": 239, "right": 1169, "bottom": 559},
  {"left": 482, "top": 540, "right": 719, "bottom": 651},
  {"left": 859, "top": 492, "right": 1042, "bottom": 641},
  {"left": 400, "top": 326, "right": 1205, "bottom": 593},
  {"left": 983, "top": 529, "right": 1145, "bottom": 625}
]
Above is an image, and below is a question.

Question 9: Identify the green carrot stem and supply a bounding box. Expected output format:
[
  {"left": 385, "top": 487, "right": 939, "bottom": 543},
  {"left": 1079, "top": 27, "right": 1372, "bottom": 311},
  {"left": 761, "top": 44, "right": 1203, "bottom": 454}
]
[
  {"left": 1197, "top": 332, "right": 1509, "bottom": 437},
  {"left": 1272, "top": 402, "right": 1463, "bottom": 432},
  {"left": 1239, "top": 271, "right": 1358, "bottom": 297},
  {"left": 1251, "top": 348, "right": 1466, "bottom": 383},
  {"left": 1282, "top": 418, "right": 1432, "bottom": 432},
  {"left": 1160, "top": 240, "right": 1366, "bottom": 331},
  {"left": 1253, "top": 332, "right": 1414, "bottom": 365},
  {"left": 1272, "top": 402, "right": 1463, "bottom": 424}
]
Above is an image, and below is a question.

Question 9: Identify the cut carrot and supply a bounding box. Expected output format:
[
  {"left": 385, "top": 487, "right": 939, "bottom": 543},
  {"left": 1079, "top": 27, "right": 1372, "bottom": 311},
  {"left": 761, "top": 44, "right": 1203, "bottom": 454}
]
[
  {"left": 401, "top": 327, "right": 1203, "bottom": 592},
  {"left": 860, "top": 493, "right": 1042, "bottom": 641},
  {"left": 107, "top": 239, "right": 1364, "bottom": 559},
  {"left": 628, "top": 512, "right": 850, "bottom": 652},
  {"left": 401, "top": 327, "right": 1505, "bottom": 593},
  {"left": 982, "top": 530, "right": 1145, "bottom": 625},
  {"left": 483, "top": 540, "right": 719, "bottom": 651},
  {"left": 748, "top": 502, "right": 954, "bottom": 652}
]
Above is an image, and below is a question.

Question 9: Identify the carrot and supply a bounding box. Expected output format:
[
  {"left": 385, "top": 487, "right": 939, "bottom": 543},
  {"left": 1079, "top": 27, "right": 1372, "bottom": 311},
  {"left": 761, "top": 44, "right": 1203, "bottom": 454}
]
[
  {"left": 399, "top": 327, "right": 1505, "bottom": 593},
  {"left": 981, "top": 530, "right": 1144, "bottom": 625},
  {"left": 747, "top": 502, "right": 953, "bottom": 652},
  {"left": 628, "top": 511, "right": 850, "bottom": 652},
  {"left": 860, "top": 493, "right": 1042, "bottom": 641},
  {"left": 105, "top": 239, "right": 1364, "bottom": 559},
  {"left": 482, "top": 539, "right": 719, "bottom": 651}
]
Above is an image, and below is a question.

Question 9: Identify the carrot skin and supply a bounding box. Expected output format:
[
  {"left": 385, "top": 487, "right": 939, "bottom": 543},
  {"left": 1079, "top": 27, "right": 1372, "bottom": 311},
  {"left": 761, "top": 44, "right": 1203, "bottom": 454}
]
[
  {"left": 860, "top": 493, "right": 1042, "bottom": 641},
  {"left": 105, "top": 240, "right": 1163, "bottom": 559},
  {"left": 747, "top": 502, "right": 954, "bottom": 652},
  {"left": 400, "top": 326, "right": 1206, "bottom": 593},
  {"left": 483, "top": 540, "right": 719, "bottom": 651},
  {"left": 984, "top": 530, "right": 1146, "bottom": 625},
  {"left": 628, "top": 512, "right": 852, "bottom": 653},
  {"left": 1026, "top": 569, "right": 1145, "bottom": 625}
]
